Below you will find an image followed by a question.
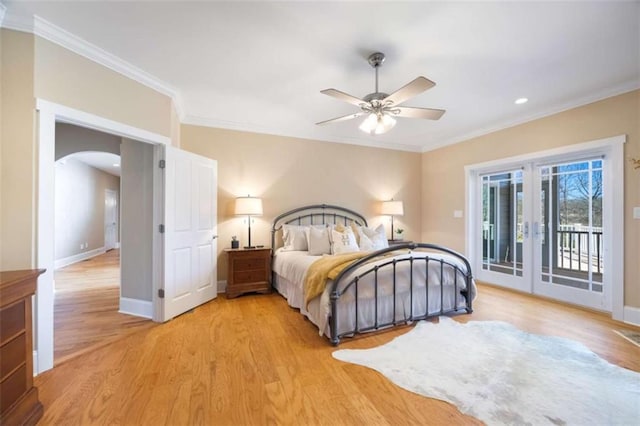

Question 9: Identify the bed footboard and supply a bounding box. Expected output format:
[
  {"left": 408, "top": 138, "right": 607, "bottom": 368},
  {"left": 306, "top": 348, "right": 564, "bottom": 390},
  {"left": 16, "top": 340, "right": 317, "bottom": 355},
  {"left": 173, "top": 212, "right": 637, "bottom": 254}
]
[{"left": 329, "top": 243, "right": 474, "bottom": 346}]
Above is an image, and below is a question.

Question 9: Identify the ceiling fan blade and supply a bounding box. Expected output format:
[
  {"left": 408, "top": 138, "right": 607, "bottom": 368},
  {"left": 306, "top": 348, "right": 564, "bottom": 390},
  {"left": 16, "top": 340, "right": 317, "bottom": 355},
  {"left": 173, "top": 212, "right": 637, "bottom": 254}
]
[
  {"left": 394, "top": 106, "right": 446, "bottom": 120},
  {"left": 384, "top": 76, "right": 435, "bottom": 106},
  {"left": 320, "top": 88, "right": 366, "bottom": 107},
  {"left": 316, "top": 112, "right": 366, "bottom": 126}
]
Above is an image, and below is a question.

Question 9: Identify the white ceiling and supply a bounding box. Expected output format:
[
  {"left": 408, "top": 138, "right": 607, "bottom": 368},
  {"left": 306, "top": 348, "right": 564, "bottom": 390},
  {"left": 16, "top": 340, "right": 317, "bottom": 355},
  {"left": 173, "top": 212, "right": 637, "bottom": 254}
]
[
  {"left": 4, "top": 1, "right": 639, "bottom": 152},
  {"left": 68, "top": 152, "right": 121, "bottom": 177}
]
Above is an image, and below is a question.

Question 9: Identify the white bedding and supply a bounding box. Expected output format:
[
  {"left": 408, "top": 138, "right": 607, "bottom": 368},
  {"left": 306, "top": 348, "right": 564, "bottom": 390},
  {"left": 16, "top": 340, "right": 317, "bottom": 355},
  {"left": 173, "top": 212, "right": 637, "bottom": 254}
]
[{"left": 272, "top": 247, "right": 477, "bottom": 338}]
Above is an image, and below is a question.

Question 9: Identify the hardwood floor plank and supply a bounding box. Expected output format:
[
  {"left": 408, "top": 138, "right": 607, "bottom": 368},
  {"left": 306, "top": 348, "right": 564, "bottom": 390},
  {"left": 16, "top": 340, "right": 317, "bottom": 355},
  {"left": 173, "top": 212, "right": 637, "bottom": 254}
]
[
  {"left": 53, "top": 249, "right": 155, "bottom": 364},
  {"left": 35, "top": 283, "right": 639, "bottom": 425}
]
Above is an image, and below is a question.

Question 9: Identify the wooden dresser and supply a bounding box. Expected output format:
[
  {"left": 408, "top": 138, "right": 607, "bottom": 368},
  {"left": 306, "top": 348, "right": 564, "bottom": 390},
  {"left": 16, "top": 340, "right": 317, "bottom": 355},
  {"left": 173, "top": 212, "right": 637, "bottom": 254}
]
[
  {"left": 224, "top": 248, "right": 271, "bottom": 299},
  {"left": 0, "top": 269, "right": 44, "bottom": 426}
]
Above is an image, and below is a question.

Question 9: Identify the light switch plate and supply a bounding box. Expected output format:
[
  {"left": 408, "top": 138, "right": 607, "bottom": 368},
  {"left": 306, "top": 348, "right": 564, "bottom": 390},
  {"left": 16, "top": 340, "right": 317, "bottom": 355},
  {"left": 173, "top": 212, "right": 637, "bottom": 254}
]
[
  {"left": 454, "top": 210, "right": 463, "bottom": 218},
  {"left": 634, "top": 207, "right": 640, "bottom": 219}
]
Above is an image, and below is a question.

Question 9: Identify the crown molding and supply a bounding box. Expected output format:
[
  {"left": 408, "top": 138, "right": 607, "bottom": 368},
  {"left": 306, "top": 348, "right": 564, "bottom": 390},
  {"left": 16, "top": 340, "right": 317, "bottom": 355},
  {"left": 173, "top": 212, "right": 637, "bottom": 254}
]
[
  {"left": 33, "top": 16, "right": 181, "bottom": 102},
  {"left": 421, "top": 81, "right": 640, "bottom": 153},
  {"left": 0, "top": 8, "right": 32, "bottom": 32},
  {"left": 182, "top": 114, "right": 422, "bottom": 153}
]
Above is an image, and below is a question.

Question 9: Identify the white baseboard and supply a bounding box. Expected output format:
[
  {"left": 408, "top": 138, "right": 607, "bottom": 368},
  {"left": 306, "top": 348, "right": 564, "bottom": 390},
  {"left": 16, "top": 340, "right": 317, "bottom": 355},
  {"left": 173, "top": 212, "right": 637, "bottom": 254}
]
[
  {"left": 217, "top": 280, "right": 227, "bottom": 294},
  {"left": 115, "top": 242, "right": 121, "bottom": 249},
  {"left": 55, "top": 246, "right": 106, "bottom": 269},
  {"left": 623, "top": 305, "right": 640, "bottom": 326},
  {"left": 33, "top": 350, "right": 38, "bottom": 376},
  {"left": 119, "top": 297, "right": 153, "bottom": 319}
]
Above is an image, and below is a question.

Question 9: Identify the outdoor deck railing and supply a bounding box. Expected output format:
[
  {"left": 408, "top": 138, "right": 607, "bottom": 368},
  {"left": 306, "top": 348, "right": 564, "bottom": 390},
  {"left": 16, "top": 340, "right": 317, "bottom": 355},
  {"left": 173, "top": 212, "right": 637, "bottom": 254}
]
[{"left": 557, "top": 230, "right": 603, "bottom": 274}]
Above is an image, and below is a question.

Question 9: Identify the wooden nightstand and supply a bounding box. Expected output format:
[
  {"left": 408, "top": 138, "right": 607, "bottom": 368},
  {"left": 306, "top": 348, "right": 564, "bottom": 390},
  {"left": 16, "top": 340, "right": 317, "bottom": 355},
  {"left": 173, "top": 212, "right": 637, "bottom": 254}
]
[{"left": 224, "top": 248, "right": 271, "bottom": 299}]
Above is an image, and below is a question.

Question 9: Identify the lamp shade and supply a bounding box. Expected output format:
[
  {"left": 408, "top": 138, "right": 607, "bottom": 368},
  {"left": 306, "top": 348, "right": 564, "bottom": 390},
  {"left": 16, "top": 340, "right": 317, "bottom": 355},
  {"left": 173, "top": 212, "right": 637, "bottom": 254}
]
[
  {"left": 381, "top": 200, "right": 404, "bottom": 216},
  {"left": 235, "top": 196, "right": 263, "bottom": 216}
]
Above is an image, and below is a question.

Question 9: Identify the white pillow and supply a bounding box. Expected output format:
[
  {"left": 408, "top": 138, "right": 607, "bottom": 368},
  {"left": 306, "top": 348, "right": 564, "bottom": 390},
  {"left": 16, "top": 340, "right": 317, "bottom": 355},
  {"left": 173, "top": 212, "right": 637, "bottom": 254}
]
[
  {"left": 306, "top": 226, "right": 331, "bottom": 255},
  {"left": 358, "top": 224, "right": 389, "bottom": 251},
  {"left": 282, "top": 224, "right": 308, "bottom": 251},
  {"left": 330, "top": 227, "right": 360, "bottom": 255}
]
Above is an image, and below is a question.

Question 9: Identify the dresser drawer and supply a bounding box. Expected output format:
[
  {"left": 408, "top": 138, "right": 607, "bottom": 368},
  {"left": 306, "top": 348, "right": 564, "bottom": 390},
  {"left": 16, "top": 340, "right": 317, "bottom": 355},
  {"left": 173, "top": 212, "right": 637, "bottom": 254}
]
[
  {"left": 0, "top": 364, "right": 27, "bottom": 414},
  {"left": 0, "top": 302, "right": 25, "bottom": 344},
  {"left": 0, "top": 333, "right": 26, "bottom": 380}
]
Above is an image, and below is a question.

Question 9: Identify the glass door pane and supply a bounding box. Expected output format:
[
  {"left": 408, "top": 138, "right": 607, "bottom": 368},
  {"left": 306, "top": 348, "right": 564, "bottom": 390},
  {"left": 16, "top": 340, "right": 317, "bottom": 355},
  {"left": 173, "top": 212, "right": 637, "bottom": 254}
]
[
  {"left": 539, "top": 159, "right": 603, "bottom": 294},
  {"left": 481, "top": 170, "right": 524, "bottom": 278}
]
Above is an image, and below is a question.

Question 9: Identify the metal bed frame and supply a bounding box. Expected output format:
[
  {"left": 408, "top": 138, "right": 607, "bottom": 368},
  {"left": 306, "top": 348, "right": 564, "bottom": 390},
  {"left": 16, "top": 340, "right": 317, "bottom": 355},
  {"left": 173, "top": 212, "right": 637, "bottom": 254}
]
[{"left": 271, "top": 204, "right": 474, "bottom": 345}]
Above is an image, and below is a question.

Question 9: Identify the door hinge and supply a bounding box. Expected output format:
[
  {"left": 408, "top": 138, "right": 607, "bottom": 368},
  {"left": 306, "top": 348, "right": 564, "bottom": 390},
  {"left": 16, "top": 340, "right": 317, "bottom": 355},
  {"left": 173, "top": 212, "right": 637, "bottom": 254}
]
[
  {"left": 159, "top": 159, "right": 166, "bottom": 169},
  {"left": 158, "top": 288, "right": 165, "bottom": 298},
  {"left": 159, "top": 224, "right": 165, "bottom": 233}
]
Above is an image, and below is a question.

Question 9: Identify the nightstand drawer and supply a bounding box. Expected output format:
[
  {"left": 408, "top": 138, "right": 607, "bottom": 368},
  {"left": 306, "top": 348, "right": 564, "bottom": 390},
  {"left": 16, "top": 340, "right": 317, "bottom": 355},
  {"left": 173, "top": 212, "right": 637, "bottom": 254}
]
[
  {"left": 234, "top": 270, "right": 267, "bottom": 284},
  {"left": 233, "top": 258, "right": 266, "bottom": 271}
]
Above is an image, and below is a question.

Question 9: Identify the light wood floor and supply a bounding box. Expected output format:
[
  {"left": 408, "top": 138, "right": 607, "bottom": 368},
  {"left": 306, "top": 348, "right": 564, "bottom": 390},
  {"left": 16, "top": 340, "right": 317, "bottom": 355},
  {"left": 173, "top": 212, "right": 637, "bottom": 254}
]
[
  {"left": 54, "top": 249, "right": 155, "bottom": 364},
  {"left": 35, "top": 283, "right": 639, "bottom": 425}
]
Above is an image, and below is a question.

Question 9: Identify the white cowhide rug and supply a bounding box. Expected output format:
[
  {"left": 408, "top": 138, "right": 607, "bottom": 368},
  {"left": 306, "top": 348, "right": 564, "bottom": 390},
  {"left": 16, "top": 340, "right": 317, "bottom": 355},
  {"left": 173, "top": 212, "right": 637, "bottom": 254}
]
[{"left": 333, "top": 317, "right": 640, "bottom": 425}]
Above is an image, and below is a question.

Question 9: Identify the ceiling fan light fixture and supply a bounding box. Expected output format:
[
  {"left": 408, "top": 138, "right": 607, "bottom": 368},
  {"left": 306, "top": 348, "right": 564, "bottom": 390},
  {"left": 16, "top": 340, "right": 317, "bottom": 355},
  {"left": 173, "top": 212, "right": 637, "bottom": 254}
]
[{"left": 359, "top": 113, "right": 396, "bottom": 135}]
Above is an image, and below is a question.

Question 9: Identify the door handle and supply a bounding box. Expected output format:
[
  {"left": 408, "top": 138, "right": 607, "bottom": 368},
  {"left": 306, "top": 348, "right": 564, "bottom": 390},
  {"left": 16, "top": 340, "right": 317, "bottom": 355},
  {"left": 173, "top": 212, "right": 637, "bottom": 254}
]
[
  {"left": 524, "top": 222, "right": 529, "bottom": 238},
  {"left": 212, "top": 235, "right": 218, "bottom": 240},
  {"left": 533, "top": 222, "right": 539, "bottom": 238}
]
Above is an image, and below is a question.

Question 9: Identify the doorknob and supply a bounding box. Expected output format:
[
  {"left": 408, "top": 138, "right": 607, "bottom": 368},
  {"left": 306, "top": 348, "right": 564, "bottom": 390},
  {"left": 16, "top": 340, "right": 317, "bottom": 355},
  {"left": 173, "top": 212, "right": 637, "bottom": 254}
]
[{"left": 212, "top": 235, "right": 218, "bottom": 240}]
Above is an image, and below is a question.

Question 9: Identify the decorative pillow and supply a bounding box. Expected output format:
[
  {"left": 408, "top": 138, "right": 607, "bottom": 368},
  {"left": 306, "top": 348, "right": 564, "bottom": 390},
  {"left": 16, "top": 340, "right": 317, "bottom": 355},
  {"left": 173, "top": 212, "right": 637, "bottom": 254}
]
[
  {"left": 330, "top": 227, "right": 360, "bottom": 255},
  {"left": 307, "top": 226, "right": 331, "bottom": 255},
  {"left": 358, "top": 224, "right": 389, "bottom": 251},
  {"left": 282, "top": 224, "right": 308, "bottom": 251},
  {"left": 350, "top": 222, "right": 362, "bottom": 245}
]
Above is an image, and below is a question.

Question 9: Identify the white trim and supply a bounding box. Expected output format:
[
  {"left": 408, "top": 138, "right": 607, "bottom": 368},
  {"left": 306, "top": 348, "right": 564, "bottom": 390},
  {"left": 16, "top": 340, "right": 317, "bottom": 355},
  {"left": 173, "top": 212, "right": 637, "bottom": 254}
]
[
  {"left": 465, "top": 135, "right": 626, "bottom": 319},
  {"left": 54, "top": 247, "right": 106, "bottom": 270},
  {"left": 36, "top": 99, "right": 169, "bottom": 374},
  {"left": 33, "top": 351, "right": 37, "bottom": 377},
  {"left": 115, "top": 242, "right": 121, "bottom": 249},
  {"left": 463, "top": 135, "right": 625, "bottom": 174},
  {"left": 623, "top": 306, "right": 640, "bottom": 327},
  {"left": 217, "top": 280, "right": 227, "bottom": 294},
  {"left": 119, "top": 297, "right": 153, "bottom": 319},
  {"left": 36, "top": 99, "right": 170, "bottom": 146}
]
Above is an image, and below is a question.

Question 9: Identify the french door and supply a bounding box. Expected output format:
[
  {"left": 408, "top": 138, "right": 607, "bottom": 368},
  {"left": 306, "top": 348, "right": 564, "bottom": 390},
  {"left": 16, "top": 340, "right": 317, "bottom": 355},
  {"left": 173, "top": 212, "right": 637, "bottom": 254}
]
[{"left": 474, "top": 154, "right": 612, "bottom": 312}]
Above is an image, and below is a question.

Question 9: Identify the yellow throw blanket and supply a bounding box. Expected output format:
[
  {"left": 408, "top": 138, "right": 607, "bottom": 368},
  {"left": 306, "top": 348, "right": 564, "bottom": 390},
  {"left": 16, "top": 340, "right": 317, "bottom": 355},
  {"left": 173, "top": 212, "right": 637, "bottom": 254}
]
[{"left": 304, "top": 252, "right": 370, "bottom": 307}]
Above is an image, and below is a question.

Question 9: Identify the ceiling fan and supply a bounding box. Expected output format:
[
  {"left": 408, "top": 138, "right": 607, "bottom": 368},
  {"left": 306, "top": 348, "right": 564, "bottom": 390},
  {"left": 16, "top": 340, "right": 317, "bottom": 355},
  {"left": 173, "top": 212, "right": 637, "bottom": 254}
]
[{"left": 317, "top": 52, "right": 445, "bottom": 135}]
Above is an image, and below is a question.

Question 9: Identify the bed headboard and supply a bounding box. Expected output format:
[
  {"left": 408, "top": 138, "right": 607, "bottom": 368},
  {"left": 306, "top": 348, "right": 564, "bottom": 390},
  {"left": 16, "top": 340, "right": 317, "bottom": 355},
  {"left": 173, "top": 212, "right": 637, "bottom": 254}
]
[{"left": 271, "top": 204, "right": 368, "bottom": 250}]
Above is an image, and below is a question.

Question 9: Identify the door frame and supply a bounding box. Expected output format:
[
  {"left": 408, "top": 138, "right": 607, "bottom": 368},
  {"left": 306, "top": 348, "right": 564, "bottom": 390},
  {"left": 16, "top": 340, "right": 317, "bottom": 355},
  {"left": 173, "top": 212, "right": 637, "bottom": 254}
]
[
  {"left": 465, "top": 135, "right": 625, "bottom": 320},
  {"left": 36, "top": 99, "right": 170, "bottom": 374}
]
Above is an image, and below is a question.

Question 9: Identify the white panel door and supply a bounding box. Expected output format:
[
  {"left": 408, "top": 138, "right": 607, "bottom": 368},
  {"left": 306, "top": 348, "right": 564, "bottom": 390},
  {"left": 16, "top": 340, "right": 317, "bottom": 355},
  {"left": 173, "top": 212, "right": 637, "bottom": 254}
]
[
  {"left": 163, "top": 146, "right": 218, "bottom": 321},
  {"left": 104, "top": 189, "right": 118, "bottom": 251}
]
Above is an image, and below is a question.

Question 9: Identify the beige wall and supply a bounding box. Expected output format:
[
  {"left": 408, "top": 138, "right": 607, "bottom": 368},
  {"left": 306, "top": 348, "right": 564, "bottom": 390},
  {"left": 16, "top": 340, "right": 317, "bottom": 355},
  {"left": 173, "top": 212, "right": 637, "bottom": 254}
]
[
  {"left": 0, "top": 29, "right": 177, "bottom": 270},
  {"left": 421, "top": 90, "right": 640, "bottom": 307},
  {"left": 54, "top": 158, "right": 120, "bottom": 259},
  {"left": 0, "top": 30, "right": 35, "bottom": 269},
  {"left": 34, "top": 37, "right": 173, "bottom": 138},
  {"left": 181, "top": 125, "right": 422, "bottom": 281}
]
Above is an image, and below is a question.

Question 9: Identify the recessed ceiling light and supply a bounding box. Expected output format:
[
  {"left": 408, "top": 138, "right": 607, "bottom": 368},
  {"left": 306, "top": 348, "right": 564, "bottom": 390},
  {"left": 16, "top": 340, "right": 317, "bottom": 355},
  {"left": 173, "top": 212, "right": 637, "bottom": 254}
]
[
  {"left": 515, "top": 97, "right": 528, "bottom": 105},
  {"left": 113, "top": 163, "right": 120, "bottom": 167}
]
